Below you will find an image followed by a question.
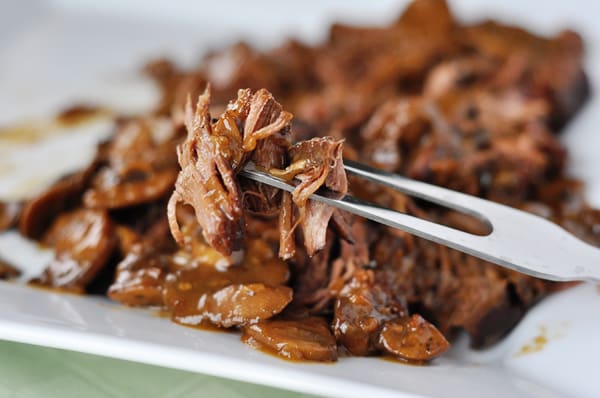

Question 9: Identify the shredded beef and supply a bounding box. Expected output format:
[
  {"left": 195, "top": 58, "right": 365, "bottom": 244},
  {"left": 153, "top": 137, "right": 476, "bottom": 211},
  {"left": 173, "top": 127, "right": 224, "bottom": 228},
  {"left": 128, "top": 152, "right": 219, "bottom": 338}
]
[
  {"left": 270, "top": 137, "right": 348, "bottom": 258},
  {"left": 15, "top": 0, "right": 598, "bottom": 364},
  {"left": 167, "top": 87, "right": 246, "bottom": 255},
  {"left": 167, "top": 86, "right": 345, "bottom": 261}
]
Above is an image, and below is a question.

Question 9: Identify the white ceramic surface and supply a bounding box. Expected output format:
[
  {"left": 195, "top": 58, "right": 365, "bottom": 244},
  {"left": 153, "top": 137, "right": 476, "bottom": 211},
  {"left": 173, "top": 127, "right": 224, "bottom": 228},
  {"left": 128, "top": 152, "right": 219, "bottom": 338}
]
[{"left": 1, "top": 1, "right": 600, "bottom": 397}]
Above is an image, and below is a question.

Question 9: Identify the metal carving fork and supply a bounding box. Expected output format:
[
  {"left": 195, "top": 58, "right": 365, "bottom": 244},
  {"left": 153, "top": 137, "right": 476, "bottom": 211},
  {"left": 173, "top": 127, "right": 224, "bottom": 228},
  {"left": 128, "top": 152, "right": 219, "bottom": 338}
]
[{"left": 240, "top": 160, "right": 600, "bottom": 283}]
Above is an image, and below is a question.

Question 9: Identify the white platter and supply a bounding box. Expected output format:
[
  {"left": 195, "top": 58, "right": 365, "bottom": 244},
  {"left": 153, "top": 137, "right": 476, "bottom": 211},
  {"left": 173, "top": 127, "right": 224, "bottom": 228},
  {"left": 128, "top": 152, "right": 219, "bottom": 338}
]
[{"left": 1, "top": 1, "right": 600, "bottom": 397}]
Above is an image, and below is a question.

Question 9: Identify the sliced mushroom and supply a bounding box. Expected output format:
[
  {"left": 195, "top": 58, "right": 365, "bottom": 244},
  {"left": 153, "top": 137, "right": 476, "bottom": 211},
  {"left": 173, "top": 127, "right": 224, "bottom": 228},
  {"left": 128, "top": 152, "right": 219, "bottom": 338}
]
[
  {"left": 173, "top": 283, "right": 292, "bottom": 328},
  {"left": 19, "top": 167, "right": 95, "bottom": 240},
  {"left": 108, "top": 243, "right": 173, "bottom": 307},
  {"left": 83, "top": 118, "right": 181, "bottom": 210},
  {"left": 242, "top": 317, "right": 337, "bottom": 361},
  {"left": 84, "top": 169, "right": 178, "bottom": 209},
  {"left": 378, "top": 315, "right": 450, "bottom": 361},
  {"left": 332, "top": 269, "right": 406, "bottom": 356},
  {"left": 34, "top": 208, "right": 116, "bottom": 291}
]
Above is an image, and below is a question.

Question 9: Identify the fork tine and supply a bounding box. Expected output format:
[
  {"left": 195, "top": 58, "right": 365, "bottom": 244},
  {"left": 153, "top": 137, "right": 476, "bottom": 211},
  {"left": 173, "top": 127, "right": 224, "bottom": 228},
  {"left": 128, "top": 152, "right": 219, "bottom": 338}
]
[
  {"left": 343, "top": 159, "right": 490, "bottom": 221},
  {"left": 344, "top": 160, "right": 600, "bottom": 282},
  {"left": 241, "top": 161, "right": 600, "bottom": 283}
]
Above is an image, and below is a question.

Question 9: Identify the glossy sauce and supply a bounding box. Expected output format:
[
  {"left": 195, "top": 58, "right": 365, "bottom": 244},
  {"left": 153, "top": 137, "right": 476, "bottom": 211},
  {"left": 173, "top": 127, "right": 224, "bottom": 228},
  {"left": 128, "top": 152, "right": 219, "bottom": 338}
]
[
  {"left": 164, "top": 237, "right": 290, "bottom": 328},
  {"left": 242, "top": 317, "right": 338, "bottom": 362}
]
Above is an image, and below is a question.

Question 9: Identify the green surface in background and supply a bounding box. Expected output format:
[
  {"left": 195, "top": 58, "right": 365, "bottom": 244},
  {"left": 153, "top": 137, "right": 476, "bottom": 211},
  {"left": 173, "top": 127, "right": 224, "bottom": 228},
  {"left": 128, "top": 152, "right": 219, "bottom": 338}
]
[{"left": 0, "top": 340, "right": 318, "bottom": 398}]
